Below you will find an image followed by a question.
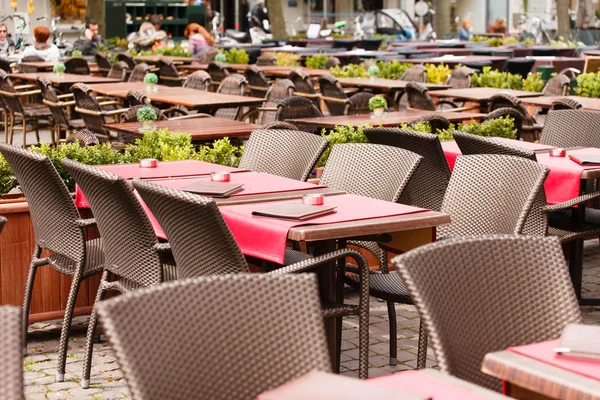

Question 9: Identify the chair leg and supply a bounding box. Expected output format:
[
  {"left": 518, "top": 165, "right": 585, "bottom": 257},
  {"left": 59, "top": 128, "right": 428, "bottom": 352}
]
[
  {"left": 56, "top": 271, "right": 83, "bottom": 382},
  {"left": 387, "top": 300, "right": 398, "bottom": 365},
  {"left": 2, "top": 112, "right": 7, "bottom": 143},
  {"left": 416, "top": 318, "right": 428, "bottom": 369},
  {"left": 34, "top": 118, "right": 41, "bottom": 145},
  {"left": 22, "top": 119, "right": 27, "bottom": 148},
  {"left": 9, "top": 114, "right": 15, "bottom": 145},
  {"left": 22, "top": 247, "right": 41, "bottom": 355},
  {"left": 81, "top": 271, "right": 109, "bottom": 389}
]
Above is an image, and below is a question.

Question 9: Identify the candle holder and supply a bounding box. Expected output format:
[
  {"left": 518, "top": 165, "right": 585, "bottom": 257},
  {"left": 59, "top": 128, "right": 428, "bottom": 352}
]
[
  {"left": 211, "top": 171, "right": 231, "bottom": 182},
  {"left": 549, "top": 148, "right": 566, "bottom": 157},
  {"left": 302, "top": 193, "right": 324, "bottom": 206},
  {"left": 139, "top": 158, "right": 158, "bottom": 168}
]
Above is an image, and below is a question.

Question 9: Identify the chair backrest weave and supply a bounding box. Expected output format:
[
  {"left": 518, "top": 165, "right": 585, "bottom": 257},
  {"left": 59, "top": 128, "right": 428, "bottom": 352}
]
[
  {"left": 542, "top": 75, "right": 570, "bottom": 96},
  {"left": 107, "top": 61, "right": 128, "bottom": 81},
  {"left": 540, "top": 110, "right": 600, "bottom": 148},
  {"left": 0, "top": 70, "right": 24, "bottom": 115},
  {"left": 128, "top": 63, "right": 152, "bottom": 83},
  {"left": 183, "top": 70, "right": 211, "bottom": 91},
  {"left": 71, "top": 83, "right": 109, "bottom": 135},
  {"left": 344, "top": 92, "right": 373, "bottom": 115},
  {"left": 65, "top": 57, "right": 90, "bottom": 75},
  {"left": 400, "top": 65, "right": 427, "bottom": 82},
  {"left": 0, "top": 306, "right": 23, "bottom": 400},
  {"left": 318, "top": 74, "right": 347, "bottom": 116},
  {"left": 405, "top": 82, "right": 436, "bottom": 111},
  {"left": 289, "top": 68, "right": 316, "bottom": 94},
  {"left": 116, "top": 53, "right": 136, "bottom": 69},
  {"left": 214, "top": 74, "right": 247, "bottom": 120},
  {"left": 37, "top": 76, "right": 69, "bottom": 127}
]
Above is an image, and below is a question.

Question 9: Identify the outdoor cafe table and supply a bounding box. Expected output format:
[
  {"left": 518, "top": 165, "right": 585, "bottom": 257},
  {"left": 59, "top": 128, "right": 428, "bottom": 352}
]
[
  {"left": 482, "top": 340, "right": 600, "bottom": 399},
  {"left": 85, "top": 82, "right": 265, "bottom": 110},
  {"left": 74, "top": 160, "right": 450, "bottom": 373},
  {"left": 523, "top": 56, "right": 586, "bottom": 74},
  {"left": 8, "top": 72, "right": 122, "bottom": 86},
  {"left": 104, "top": 117, "right": 260, "bottom": 142},
  {"left": 521, "top": 96, "right": 600, "bottom": 111},
  {"left": 178, "top": 63, "right": 330, "bottom": 78},
  {"left": 429, "top": 87, "right": 542, "bottom": 112},
  {"left": 133, "top": 55, "right": 194, "bottom": 64},
  {"left": 286, "top": 110, "right": 486, "bottom": 130},
  {"left": 16, "top": 61, "right": 101, "bottom": 74}
]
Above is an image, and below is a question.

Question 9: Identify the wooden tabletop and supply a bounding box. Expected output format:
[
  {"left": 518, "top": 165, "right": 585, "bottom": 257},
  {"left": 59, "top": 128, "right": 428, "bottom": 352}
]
[
  {"left": 86, "top": 82, "right": 265, "bottom": 109},
  {"left": 18, "top": 61, "right": 100, "bottom": 73},
  {"left": 286, "top": 110, "right": 486, "bottom": 129},
  {"left": 9, "top": 72, "right": 121, "bottom": 85},
  {"left": 482, "top": 350, "right": 600, "bottom": 400},
  {"left": 429, "top": 87, "right": 542, "bottom": 102},
  {"left": 133, "top": 55, "right": 194, "bottom": 64},
  {"left": 337, "top": 77, "right": 450, "bottom": 91},
  {"left": 521, "top": 95, "right": 600, "bottom": 111},
  {"left": 178, "top": 63, "right": 329, "bottom": 77},
  {"left": 104, "top": 117, "right": 260, "bottom": 141}
]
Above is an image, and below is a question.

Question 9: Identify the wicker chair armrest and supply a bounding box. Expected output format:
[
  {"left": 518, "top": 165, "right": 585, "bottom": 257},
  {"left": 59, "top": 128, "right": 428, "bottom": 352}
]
[
  {"left": 343, "top": 88, "right": 359, "bottom": 95},
  {"left": 0, "top": 89, "right": 15, "bottom": 97},
  {"left": 95, "top": 96, "right": 112, "bottom": 101},
  {"left": 522, "top": 124, "right": 543, "bottom": 131},
  {"left": 57, "top": 93, "right": 74, "bottom": 99},
  {"left": 60, "top": 100, "right": 76, "bottom": 107},
  {"left": 320, "top": 96, "right": 348, "bottom": 104},
  {"left": 160, "top": 76, "right": 185, "bottom": 81},
  {"left": 14, "top": 89, "right": 41, "bottom": 96},
  {"left": 103, "top": 107, "right": 130, "bottom": 116},
  {"left": 439, "top": 105, "right": 480, "bottom": 113},
  {"left": 153, "top": 242, "right": 172, "bottom": 253},
  {"left": 544, "top": 191, "right": 600, "bottom": 212},
  {"left": 268, "top": 248, "right": 369, "bottom": 280},
  {"left": 437, "top": 99, "right": 458, "bottom": 108},
  {"left": 345, "top": 264, "right": 380, "bottom": 275},
  {"left": 248, "top": 85, "right": 269, "bottom": 92},
  {"left": 168, "top": 113, "right": 213, "bottom": 121},
  {"left": 294, "top": 92, "right": 320, "bottom": 99},
  {"left": 99, "top": 101, "right": 121, "bottom": 107},
  {"left": 75, "top": 107, "right": 102, "bottom": 116},
  {"left": 75, "top": 218, "right": 97, "bottom": 227},
  {"left": 14, "top": 84, "right": 38, "bottom": 90}
]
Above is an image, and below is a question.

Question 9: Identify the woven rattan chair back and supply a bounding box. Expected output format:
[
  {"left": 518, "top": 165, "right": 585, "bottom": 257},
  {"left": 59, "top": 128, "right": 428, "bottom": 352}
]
[
  {"left": 132, "top": 179, "right": 248, "bottom": 277},
  {"left": 116, "top": 53, "right": 136, "bottom": 69},
  {"left": 96, "top": 274, "right": 331, "bottom": 400},
  {"left": 344, "top": 92, "right": 373, "bottom": 115},
  {"left": 489, "top": 93, "right": 535, "bottom": 125},
  {"left": 290, "top": 68, "right": 317, "bottom": 95},
  {"left": 61, "top": 159, "right": 162, "bottom": 286},
  {"left": 483, "top": 107, "right": 525, "bottom": 139},
  {"left": 275, "top": 96, "right": 323, "bottom": 134},
  {"left": 260, "top": 79, "right": 295, "bottom": 125},
  {"left": 71, "top": 83, "right": 109, "bottom": 136},
  {"left": 256, "top": 53, "right": 277, "bottom": 66},
  {"left": 95, "top": 53, "right": 112, "bottom": 76},
  {"left": 409, "top": 114, "right": 451, "bottom": 134},
  {"left": 246, "top": 65, "right": 270, "bottom": 98},
  {"left": 540, "top": 109, "right": 600, "bottom": 148},
  {"left": 20, "top": 55, "right": 44, "bottom": 72},
  {"left": 439, "top": 155, "right": 549, "bottom": 238},
  {"left": 65, "top": 57, "right": 90, "bottom": 75},
  {"left": 128, "top": 63, "right": 152, "bottom": 83},
  {"left": 120, "top": 105, "right": 166, "bottom": 123},
  {"left": 445, "top": 66, "right": 473, "bottom": 88},
  {"left": 261, "top": 121, "right": 300, "bottom": 130},
  {"left": 126, "top": 89, "right": 150, "bottom": 106},
  {"left": 453, "top": 131, "right": 536, "bottom": 160},
  {"left": 542, "top": 74, "right": 570, "bottom": 96},
  {"left": 0, "top": 306, "right": 23, "bottom": 400},
  {"left": 320, "top": 143, "right": 422, "bottom": 202},
  {"left": 214, "top": 74, "right": 247, "bottom": 120},
  {"left": 551, "top": 98, "right": 583, "bottom": 110},
  {"left": 37, "top": 76, "right": 70, "bottom": 127},
  {"left": 0, "top": 143, "right": 85, "bottom": 258},
  {"left": 158, "top": 60, "right": 183, "bottom": 87},
  {"left": 208, "top": 61, "right": 231, "bottom": 85},
  {"left": 66, "top": 129, "right": 100, "bottom": 147},
  {"left": 405, "top": 82, "right": 436, "bottom": 111},
  {"left": 106, "top": 61, "right": 128, "bottom": 81},
  {"left": 364, "top": 128, "right": 450, "bottom": 211},
  {"left": 183, "top": 70, "right": 211, "bottom": 91},
  {"left": 400, "top": 65, "right": 427, "bottom": 82},
  {"left": 239, "top": 129, "right": 328, "bottom": 181},
  {"left": 324, "top": 57, "right": 341, "bottom": 69},
  {"left": 318, "top": 74, "right": 347, "bottom": 116},
  {"left": 393, "top": 235, "right": 581, "bottom": 390},
  {"left": 202, "top": 48, "right": 220, "bottom": 63},
  {"left": 0, "top": 70, "right": 24, "bottom": 115}
]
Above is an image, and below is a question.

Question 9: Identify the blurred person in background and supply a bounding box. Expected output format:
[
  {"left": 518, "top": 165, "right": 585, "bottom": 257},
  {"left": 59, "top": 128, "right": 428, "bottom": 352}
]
[
  {"left": 73, "top": 19, "right": 106, "bottom": 56},
  {"left": 184, "top": 23, "right": 215, "bottom": 59},
  {"left": 0, "top": 23, "right": 14, "bottom": 57},
  {"left": 22, "top": 26, "right": 60, "bottom": 62},
  {"left": 459, "top": 16, "right": 473, "bottom": 41},
  {"left": 577, "top": 0, "right": 596, "bottom": 28}
]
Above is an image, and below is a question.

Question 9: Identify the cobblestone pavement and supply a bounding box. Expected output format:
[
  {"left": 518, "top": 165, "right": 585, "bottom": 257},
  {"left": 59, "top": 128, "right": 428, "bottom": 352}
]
[{"left": 22, "top": 240, "right": 600, "bottom": 399}]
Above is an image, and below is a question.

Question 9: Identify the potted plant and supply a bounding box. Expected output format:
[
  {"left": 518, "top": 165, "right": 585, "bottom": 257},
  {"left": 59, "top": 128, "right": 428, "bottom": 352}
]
[
  {"left": 369, "top": 95, "right": 387, "bottom": 118},
  {"left": 71, "top": 50, "right": 83, "bottom": 57},
  {"left": 143, "top": 73, "right": 159, "bottom": 92},
  {"left": 367, "top": 65, "right": 380, "bottom": 81},
  {"left": 53, "top": 63, "right": 66, "bottom": 78},
  {"left": 214, "top": 53, "right": 227, "bottom": 62},
  {"left": 137, "top": 106, "right": 157, "bottom": 131}
]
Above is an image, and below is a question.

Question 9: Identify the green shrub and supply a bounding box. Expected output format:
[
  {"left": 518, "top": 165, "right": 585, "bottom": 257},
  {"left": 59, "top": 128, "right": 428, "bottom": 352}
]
[
  {"left": 469, "top": 35, "right": 489, "bottom": 42},
  {"left": 136, "top": 106, "right": 157, "bottom": 122},
  {"left": 162, "top": 45, "right": 191, "bottom": 57},
  {"left": 195, "top": 137, "right": 243, "bottom": 167},
  {"left": 368, "top": 95, "right": 387, "bottom": 111},
  {"left": 329, "top": 64, "right": 367, "bottom": 78},
  {"left": 367, "top": 65, "right": 380, "bottom": 77},
  {"left": 471, "top": 66, "right": 523, "bottom": 89},
  {"left": 214, "top": 53, "right": 227, "bottom": 62},
  {"left": 523, "top": 39, "right": 534, "bottom": 47},
  {"left": 425, "top": 63, "right": 451, "bottom": 84},
  {"left": 273, "top": 52, "right": 300, "bottom": 67},
  {"left": 143, "top": 73, "right": 158, "bottom": 84},
  {"left": 502, "top": 37, "right": 519, "bottom": 45},
  {"left": 376, "top": 60, "right": 413, "bottom": 80},
  {"left": 399, "top": 122, "right": 433, "bottom": 134},
  {"left": 224, "top": 47, "right": 250, "bottom": 64},
  {"left": 548, "top": 39, "right": 585, "bottom": 48},
  {"left": 71, "top": 50, "right": 82, "bottom": 57},
  {"left": 317, "top": 124, "right": 369, "bottom": 167},
  {"left": 305, "top": 54, "right": 329, "bottom": 69},
  {"left": 107, "top": 37, "right": 129, "bottom": 49},
  {"left": 575, "top": 72, "right": 600, "bottom": 98},
  {"left": 487, "top": 37, "right": 503, "bottom": 47},
  {"left": 435, "top": 116, "right": 516, "bottom": 141},
  {"left": 522, "top": 72, "right": 546, "bottom": 93},
  {"left": 53, "top": 63, "right": 66, "bottom": 73}
]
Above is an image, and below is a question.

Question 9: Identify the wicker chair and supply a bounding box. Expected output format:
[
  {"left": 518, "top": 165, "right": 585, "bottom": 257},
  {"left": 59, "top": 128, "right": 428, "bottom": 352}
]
[
  {"left": 275, "top": 96, "right": 323, "bottom": 134},
  {"left": 483, "top": 107, "right": 525, "bottom": 139},
  {"left": 405, "top": 82, "right": 465, "bottom": 111},
  {"left": 183, "top": 70, "right": 211, "bottom": 91},
  {"left": 344, "top": 92, "right": 373, "bottom": 115},
  {"left": 202, "top": 48, "right": 220, "bottom": 63},
  {"left": 503, "top": 59, "right": 535, "bottom": 78},
  {"left": 95, "top": 274, "right": 332, "bottom": 400},
  {"left": 242, "top": 79, "right": 295, "bottom": 125},
  {"left": 207, "top": 61, "right": 231, "bottom": 88},
  {"left": 131, "top": 179, "right": 371, "bottom": 380},
  {"left": 239, "top": 128, "right": 327, "bottom": 181},
  {"left": 551, "top": 98, "right": 583, "bottom": 110},
  {"left": 116, "top": 53, "right": 136, "bottom": 69},
  {"left": 0, "top": 306, "right": 23, "bottom": 400},
  {"left": 0, "top": 144, "right": 105, "bottom": 383},
  {"left": 158, "top": 60, "right": 185, "bottom": 86},
  {"left": 256, "top": 53, "right": 277, "bottom": 66},
  {"left": 125, "top": 89, "right": 150, "bottom": 107},
  {"left": 128, "top": 63, "right": 152, "bottom": 83},
  {"left": 489, "top": 93, "right": 541, "bottom": 141},
  {"left": 400, "top": 65, "right": 427, "bottom": 82},
  {"left": 120, "top": 105, "right": 166, "bottom": 123},
  {"left": 392, "top": 235, "right": 581, "bottom": 391},
  {"left": 453, "top": 131, "right": 536, "bottom": 161},
  {"left": 542, "top": 74, "right": 570, "bottom": 96},
  {"left": 540, "top": 109, "right": 600, "bottom": 148},
  {"left": 245, "top": 65, "right": 270, "bottom": 98},
  {"left": 214, "top": 74, "right": 248, "bottom": 120},
  {"left": 0, "top": 58, "right": 12, "bottom": 72},
  {"left": 71, "top": 83, "right": 129, "bottom": 143},
  {"left": 65, "top": 57, "right": 91, "bottom": 75},
  {"left": 37, "top": 76, "right": 84, "bottom": 145},
  {"left": 318, "top": 74, "right": 348, "bottom": 116},
  {"left": 19, "top": 55, "right": 44, "bottom": 72},
  {"left": 106, "top": 61, "right": 128, "bottom": 81},
  {"left": 95, "top": 53, "right": 112, "bottom": 76},
  {"left": 445, "top": 66, "right": 474, "bottom": 89},
  {"left": 289, "top": 68, "right": 320, "bottom": 108},
  {"left": 408, "top": 114, "right": 450, "bottom": 134},
  {"left": 0, "top": 70, "right": 50, "bottom": 147},
  {"left": 59, "top": 159, "right": 178, "bottom": 389},
  {"left": 324, "top": 57, "right": 341, "bottom": 69},
  {"left": 66, "top": 129, "right": 100, "bottom": 146},
  {"left": 261, "top": 121, "right": 300, "bottom": 130}
]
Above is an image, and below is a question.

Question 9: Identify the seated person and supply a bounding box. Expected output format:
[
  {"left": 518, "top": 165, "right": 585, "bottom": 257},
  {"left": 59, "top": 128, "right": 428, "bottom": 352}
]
[
  {"left": 132, "top": 19, "right": 167, "bottom": 51},
  {"left": 184, "top": 23, "right": 214, "bottom": 59},
  {"left": 0, "top": 23, "right": 15, "bottom": 58},
  {"left": 73, "top": 19, "right": 106, "bottom": 56},
  {"left": 21, "top": 26, "right": 60, "bottom": 62}
]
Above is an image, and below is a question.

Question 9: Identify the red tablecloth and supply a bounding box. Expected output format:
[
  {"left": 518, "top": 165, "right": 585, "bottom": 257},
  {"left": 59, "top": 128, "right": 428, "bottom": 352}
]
[
  {"left": 509, "top": 339, "right": 600, "bottom": 381},
  {"left": 220, "top": 194, "right": 427, "bottom": 264},
  {"left": 372, "top": 370, "right": 494, "bottom": 399}
]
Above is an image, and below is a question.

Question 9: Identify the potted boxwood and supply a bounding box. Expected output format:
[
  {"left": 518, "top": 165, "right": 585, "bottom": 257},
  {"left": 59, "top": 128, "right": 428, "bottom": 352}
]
[
  {"left": 215, "top": 53, "right": 227, "bottom": 62},
  {"left": 367, "top": 65, "right": 380, "bottom": 81},
  {"left": 369, "top": 95, "right": 387, "bottom": 117},
  {"left": 137, "top": 106, "right": 157, "bottom": 131},
  {"left": 143, "top": 72, "right": 159, "bottom": 92},
  {"left": 53, "top": 63, "right": 66, "bottom": 77}
]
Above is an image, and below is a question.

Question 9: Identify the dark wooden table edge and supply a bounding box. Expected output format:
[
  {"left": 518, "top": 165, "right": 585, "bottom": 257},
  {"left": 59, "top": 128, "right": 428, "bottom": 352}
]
[
  {"left": 482, "top": 350, "right": 600, "bottom": 400},
  {"left": 103, "top": 123, "right": 257, "bottom": 139}
]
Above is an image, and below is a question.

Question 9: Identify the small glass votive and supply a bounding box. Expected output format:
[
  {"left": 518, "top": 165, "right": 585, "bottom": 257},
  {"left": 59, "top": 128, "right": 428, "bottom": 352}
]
[
  {"left": 549, "top": 148, "right": 566, "bottom": 157},
  {"left": 211, "top": 171, "right": 231, "bottom": 182},
  {"left": 139, "top": 158, "right": 158, "bottom": 168},
  {"left": 302, "top": 193, "right": 324, "bottom": 206}
]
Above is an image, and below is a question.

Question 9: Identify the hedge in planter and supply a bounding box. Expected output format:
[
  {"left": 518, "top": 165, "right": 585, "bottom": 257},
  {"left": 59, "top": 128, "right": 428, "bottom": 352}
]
[
  {"left": 575, "top": 72, "right": 600, "bottom": 98},
  {"left": 436, "top": 116, "right": 517, "bottom": 141},
  {"left": 317, "top": 124, "right": 369, "bottom": 167},
  {"left": 471, "top": 66, "right": 523, "bottom": 90}
]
